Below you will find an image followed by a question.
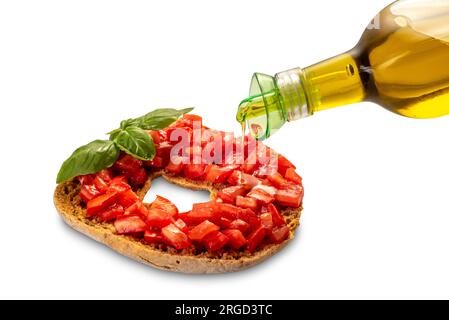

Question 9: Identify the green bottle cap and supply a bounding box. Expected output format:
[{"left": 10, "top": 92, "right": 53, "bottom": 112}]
[{"left": 237, "top": 73, "right": 286, "bottom": 140}]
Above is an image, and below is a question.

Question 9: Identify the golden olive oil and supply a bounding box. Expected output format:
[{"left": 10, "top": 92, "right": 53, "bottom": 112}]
[{"left": 238, "top": 0, "right": 449, "bottom": 139}]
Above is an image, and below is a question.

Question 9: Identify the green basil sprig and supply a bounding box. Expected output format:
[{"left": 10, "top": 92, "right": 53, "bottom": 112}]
[{"left": 56, "top": 107, "right": 193, "bottom": 183}]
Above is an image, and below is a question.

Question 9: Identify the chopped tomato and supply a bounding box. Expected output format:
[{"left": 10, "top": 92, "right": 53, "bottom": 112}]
[
  {"left": 267, "top": 203, "right": 286, "bottom": 227},
  {"left": 180, "top": 202, "right": 216, "bottom": 225},
  {"left": 247, "top": 188, "right": 274, "bottom": 205},
  {"left": 124, "top": 201, "right": 149, "bottom": 219},
  {"left": 174, "top": 218, "right": 188, "bottom": 233},
  {"left": 114, "top": 215, "right": 147, "bottom": 235},
  {"left": 129, "top": 167, "right": 147, "bottom": 187},
  {"left": 188, "top": 220, "right": 220, "bottom": 241},
  {"left": 285, "top": 168, "right": 302, "bottom": 184},
  {"left": 79, "top": 184, "right": 101, "bottom": 203},
  {"left": 217, "top": 186, "right": 247, "bottom": 204},
  {"left": 204, "top": 164, "right": 237, "bottom": 184},
  {"left": 108, "top": 176, "right": 131, "bottom": 194},
  {"left": 238, "top": 208, "right": 260, "bottom": 229},
  {"left": 150, "top": 195, "right": 178, "bottom": 218},
  {"left": 93, "top": 175, "right": 109, "bottom": 193},
  {"left": 222, "top": 229, "right": 247, "bottom": 250},
  {"left": 165, "top": 156, "right": 185, "bottom": 174},
  {"left": 145, "top": 208, "right": 174, "bottom": 228},
  {"left": 267, "top": 172, "right": 288, "bottom": 189},
  {"left": 114, "top": 154, "right": 143, "bottom": 175},
  {"left": 155, "top": 141, "right": 173, "bottom": 160},
  {"left": 78, "top": 174, "right": 94, "bottom": 186},
  {"left": 246, "top": 227, "right": 267, "bottom": 253},
  {"left": 203, "top": 231, "right": 229, "bottom": 252},
  {"left": 227, "top": 170, "right": 261, "bottom": 189},
  {"left": 269, "top": 225, "right": 290, "bottom": 244},
  {"left": 275, "top": 188, "right": 303, "bottom": 208},
  {"left": 215, "top": 203, "right": 242, "bottom": 220},
  {"left": 143, "top": 230, "right": 164, "bottom": 244},
  {"left": 86, "top": 191, "right": 119, "bottom": 218},
  {"left": 183, "top": 164, "right": 206, "bottom": 180},
  {"left": 260, "top": 212, "right": 273, "bottom": 231},
  {"left": 145, "top": 156, "right": 164, "bottom": 169},
  {"left": 147, "top": 130, "right": 161, "bottom": 144},
  {"left": 252, "top": 184, "right": 277, "bottom": 196},
  {"left": 118, "top": 189, "right": 140, "bottom": 208},
  {"left": 97, "top": 204, "right": 124, "bottom": 222},
  {"left": 161, "top": 223, "right": 191, "bottom": 250},
  {"left": 216, "top": 217, "right": 233, "bottom": 229},
  {"left": 277, "top": 155, "right": 296, "bottom": 175},
  {"left": 182, "top": 114, "right": 203, "bottom": 127},
  {"left": 96, "top": 169, "right": 113, "bottom": 183},
  {"left": 235, "top": 196, "right": 258, "bottom": 210},
  {"left": 228, "top": 219, "right": 250, "bottom": 234}
]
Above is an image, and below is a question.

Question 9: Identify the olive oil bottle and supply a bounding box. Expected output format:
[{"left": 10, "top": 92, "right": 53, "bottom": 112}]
[{"left": 237, "top": 0, "right": 449, "bottom": 140}]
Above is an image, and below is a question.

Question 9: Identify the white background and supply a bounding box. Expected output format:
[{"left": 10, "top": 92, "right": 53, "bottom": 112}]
[{"left": 1, "top": 0, "right": 449, "bottom": 300}]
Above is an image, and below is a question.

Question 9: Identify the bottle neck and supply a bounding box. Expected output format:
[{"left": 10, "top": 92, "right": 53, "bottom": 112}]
[{"left": 275, "top": 51, "right": 366, "bottom": 120}]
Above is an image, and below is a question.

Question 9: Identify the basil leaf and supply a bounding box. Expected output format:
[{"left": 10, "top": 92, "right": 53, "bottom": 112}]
[
  {"left": 125, "top": 107, "right": 194, "bottom": 130},
  {"left": 113, "top": 126, "right": 155, "bottom": 161},
  {"left": 56, "top": 140, "right": 120, "bottom": 183}
]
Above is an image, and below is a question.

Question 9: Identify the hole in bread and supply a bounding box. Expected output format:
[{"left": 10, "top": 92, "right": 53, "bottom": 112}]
[{"left": 143, "top": 177, "right": 211, "bottom": 212}]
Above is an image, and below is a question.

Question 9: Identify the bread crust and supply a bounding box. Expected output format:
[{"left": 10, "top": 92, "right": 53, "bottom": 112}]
[{"left": 54, "top": 171, "right": 301, "bottom": 273}]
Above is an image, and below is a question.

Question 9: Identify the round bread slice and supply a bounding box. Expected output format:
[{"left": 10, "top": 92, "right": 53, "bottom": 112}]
[{"left": 54, "top": 171, "right": 302, "bottom": 274}]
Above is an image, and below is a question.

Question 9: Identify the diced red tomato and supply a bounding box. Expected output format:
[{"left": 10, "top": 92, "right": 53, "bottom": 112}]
[
  {"left": 222, "top": 229, "right": 247, "bottom": 250},
  {"left": 93, "top": 175, "right": 109, "bottom": 193},
  {"left": 204, "top": 164, "right": 237, "bottom": 184},
  {"left": 143, "top": 230, "right": 164, "bottom": 245},
  {"left": 182, "top": 114, "right": 203, "bottom": 127},
  {"left": 247, "top": 188, "right": 274, "bottom": 205},
  {"left": 285, "top": 168, "right": 302, "bottom": 184},
  {"left": 174, "top": 218, "right": 188, "bottom": 233},
  {"left": 277, "top": 155, "right": 296, "bottom": 175},
  {"left": 275, "top": 188, "right": 303, "bottom": 208},
  {"left": 150, "top": 195, "right": 178, "bottom": 218},
  {"left": 108, "top": 176, "right": 131, "bottom": 194},
  {"left": 165, "top": 156, "right": 185, "bottom": 174},
  {"left": 78, "top": 174, "right": 94, "bottom": 186},
  {"left": 267, "top": 172, "right": 288, "bottom": 189},
  {"left": 79, "top": 184, "right": 101, "bottom": 203},
  {"left": 183, "top": 164, "right": 206, "bottom": 180},
  {"left": 96, "top": 169, "right": 113, "bottom": 183},
  {"left": 215, "top": 203, "right": 242, "bottom": 220},
  {"left": 227, "top": 171, "right": 261, "bottom": 189},
  {"left": 145, "top": 156, "right": 164, "bottom": 169},
  {"left": 217, "top": 186, "right": 247, "bottom": 204},
  {"left": 145, "top": 208, "right": 174, "bottom": 228},
  {"left": 246, "top": 227, "right": 267, "bottom": 253},
  {"left": 269, "top": 225, "right": 290, "bottom": 244},
  {"left": 147, "top": 130, "right": 161, "bottom": 144},
  {"left": 129, "top": 167, "right": 147, "bottom": 187},
  {"left": 252, "top": 184, "right": 277, "bottom": 196},
  {"left": 124, "top": 201, "right": 149, "bottom": 219},
  {"left": 161, "top": 223, "right": 191, "bottom": 250},
  {"left": 180, "top": 202, "right": 216, "bottom": 225},
  {"left": 97, "top": 204, "right": 124, "bottom": 222},
  {"left": 260, "top": 212, "right": 273, "bottom": 231},
  {"left": 228, "top": 219, "right": 250, "bottom": 234},
  {"left": 188, "top": 220, "right": 220, "bottom": 241},
  {"left": 216, "top": 217, "right": 233, "bottom": 229},
  {"left": 114, "top": 215, "right": 147, "bottom": 235},
  {"left": 155, "top": 141, "right": 173, "bottom": 160},
  {"left": 238, "top": 208, "right": 260, "bottom": 229},
  {"left": 203, "top": 231, "right": 229, "bottom": 252},
  {"left": 114, "top": 154, "right": 143, "bottom": 175},
  {"left": 118, "top": 189, "right": 140, "bottom": 208},
  {"left": 267, "top": 203, "right": 286, "bottom": 227},
  {"left": 86, "top": 191, "right": 119, "bottom": 218},
  {"left": 235, "top": 196, "right": 259, "bottom": 210}
]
